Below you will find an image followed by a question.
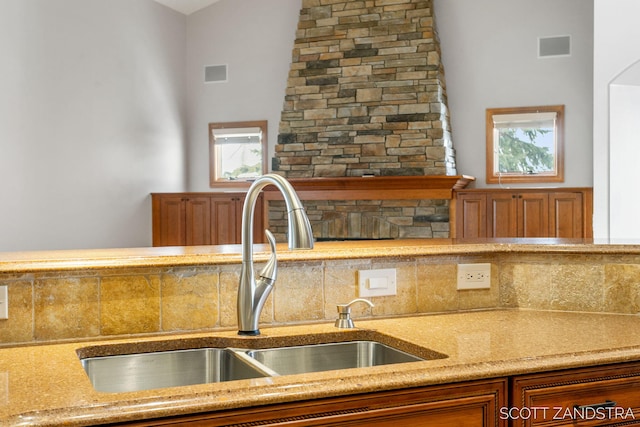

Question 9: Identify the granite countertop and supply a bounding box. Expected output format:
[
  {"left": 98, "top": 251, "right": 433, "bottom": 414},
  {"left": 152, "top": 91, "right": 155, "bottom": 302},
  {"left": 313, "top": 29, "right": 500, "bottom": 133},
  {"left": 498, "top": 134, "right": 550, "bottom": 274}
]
[
  {"left": 1, "top": 238, "right": 640, "bottom": 273},
  {"left": 3, "top": 309, "right": 640, "bottom": 426}
]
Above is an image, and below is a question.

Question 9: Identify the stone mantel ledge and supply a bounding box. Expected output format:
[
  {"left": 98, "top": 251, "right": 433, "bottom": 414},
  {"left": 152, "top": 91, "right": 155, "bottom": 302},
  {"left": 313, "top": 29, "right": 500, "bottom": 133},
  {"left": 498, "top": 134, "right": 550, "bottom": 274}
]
[
  {"left": 0, "top": 238, "right": 639, "bottom": 274},
  {"left": 4, "top": 310, "right": 640, "bottom": 425}
]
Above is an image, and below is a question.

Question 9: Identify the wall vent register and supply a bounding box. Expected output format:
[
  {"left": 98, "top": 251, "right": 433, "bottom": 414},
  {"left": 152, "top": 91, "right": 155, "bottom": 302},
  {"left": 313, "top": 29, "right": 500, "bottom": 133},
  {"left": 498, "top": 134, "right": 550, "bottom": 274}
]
[
  {"left": 204, "top": 64, "right": 228, "bottom": 83},
  {"left": 538, "top": 35, "right": 571, "bottom": 58}
]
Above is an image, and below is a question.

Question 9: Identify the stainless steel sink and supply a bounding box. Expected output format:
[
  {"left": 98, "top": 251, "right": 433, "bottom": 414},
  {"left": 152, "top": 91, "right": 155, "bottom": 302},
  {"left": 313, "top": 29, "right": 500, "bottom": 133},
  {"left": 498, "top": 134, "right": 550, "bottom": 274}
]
[
  {"left": 244, "top": 341, "right": 424, "bottom": 375},
  {"left": 80, "top": 348, "right": 270, "bottom": 393},
  {"left": 79, "top": 338, "right": 445, "bottom": 393}
]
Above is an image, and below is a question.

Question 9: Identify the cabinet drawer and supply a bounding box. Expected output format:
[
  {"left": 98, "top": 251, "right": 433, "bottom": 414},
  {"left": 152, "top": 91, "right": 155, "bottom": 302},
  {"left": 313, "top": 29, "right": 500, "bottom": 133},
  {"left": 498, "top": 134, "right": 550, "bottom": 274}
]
[
  {"left": 510, "top": 362, "right": 640, "bottom": 426},
  {"left": 122, "top": 379, "right": 507, "bottom": 426}
]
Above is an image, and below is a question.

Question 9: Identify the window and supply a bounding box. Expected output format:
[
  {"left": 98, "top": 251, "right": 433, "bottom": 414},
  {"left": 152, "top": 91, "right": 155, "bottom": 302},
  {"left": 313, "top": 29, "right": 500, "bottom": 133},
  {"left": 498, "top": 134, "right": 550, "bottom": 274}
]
[
  {"left": 209, "top": 120, "right": 268, "bottom": 187},
  {"left": 486, "top": 105, "right": 564, "bottom": 184}
]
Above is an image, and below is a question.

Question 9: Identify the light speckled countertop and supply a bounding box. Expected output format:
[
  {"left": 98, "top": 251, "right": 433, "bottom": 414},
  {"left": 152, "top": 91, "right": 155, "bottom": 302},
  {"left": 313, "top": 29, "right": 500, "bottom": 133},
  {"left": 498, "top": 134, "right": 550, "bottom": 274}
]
[
  {"left": 3, "top": 309, "right": 640, "bottom": 426},
  {"left": 1, "top": 238, "right": 639, "bottom": 273}
]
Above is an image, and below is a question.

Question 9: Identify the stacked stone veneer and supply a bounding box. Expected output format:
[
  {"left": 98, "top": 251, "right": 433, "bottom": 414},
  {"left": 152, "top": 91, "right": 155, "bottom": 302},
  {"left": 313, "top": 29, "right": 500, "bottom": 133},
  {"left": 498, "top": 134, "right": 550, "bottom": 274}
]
[
  {"left": 269, "top": 198, "right": 450, "bottom": 240},
  {"left": 274, "top": 0, "right": 456, "bottom": 178}
]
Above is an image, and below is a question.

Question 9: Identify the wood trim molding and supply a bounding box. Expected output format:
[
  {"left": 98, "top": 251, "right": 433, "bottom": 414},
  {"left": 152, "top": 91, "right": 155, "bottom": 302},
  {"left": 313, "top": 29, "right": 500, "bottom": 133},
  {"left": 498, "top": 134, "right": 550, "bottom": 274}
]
[{"left": 263, "top": 175, "right": 475, "bottom": 201}]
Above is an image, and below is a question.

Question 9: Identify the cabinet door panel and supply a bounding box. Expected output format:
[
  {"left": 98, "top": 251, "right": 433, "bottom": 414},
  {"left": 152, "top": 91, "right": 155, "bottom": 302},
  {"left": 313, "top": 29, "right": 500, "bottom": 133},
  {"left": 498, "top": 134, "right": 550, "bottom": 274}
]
[
  {"left": 488, "top": 194, "right": 518, "bottom": 237},
  {"left": 550, "top": 192, "right": 583, "bottom": 238},
  {"left": 456, "top": 193, "right": 487, "bottom": 238},
  {"left": 511, "top": 362, "right": 640, "bottom": 427},
  {"left": 210, "top": 198, "right": 238, "bottom": 245},
  {"left": 518, "top": 193, "right": 548, "bottom": 238},
  {"left": 185, "top": 198, "right": 211, "bottom": 246},
  {"left": 155, "top": 197, "right": 185, "bottom": 246}
]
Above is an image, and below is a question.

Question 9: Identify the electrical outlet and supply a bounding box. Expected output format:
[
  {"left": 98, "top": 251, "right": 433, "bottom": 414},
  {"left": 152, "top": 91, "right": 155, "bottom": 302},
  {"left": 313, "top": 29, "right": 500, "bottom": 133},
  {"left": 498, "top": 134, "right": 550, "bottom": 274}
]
[
  {"left": 457, "top": 263, "right": 491, "bottom": 290},
  {"left": 358, "top": 268, "right": 397, "bottom": 297}
]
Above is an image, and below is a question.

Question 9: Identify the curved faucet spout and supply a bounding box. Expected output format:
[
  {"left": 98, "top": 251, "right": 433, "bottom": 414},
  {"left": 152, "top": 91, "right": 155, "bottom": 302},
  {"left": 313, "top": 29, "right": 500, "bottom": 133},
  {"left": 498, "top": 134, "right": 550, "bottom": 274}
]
[{"left": 237, "top": 174, "right": 314, "bottom": 335}]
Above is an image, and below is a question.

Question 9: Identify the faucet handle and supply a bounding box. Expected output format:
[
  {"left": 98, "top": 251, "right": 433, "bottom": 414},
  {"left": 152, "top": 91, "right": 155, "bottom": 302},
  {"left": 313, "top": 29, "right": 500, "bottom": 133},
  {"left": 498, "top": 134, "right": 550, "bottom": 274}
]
[
  {"left": 257, "top": 230, "right": 277, "bottom": 283},
  {"left": 335, "top": 298, "right": 374, "bottom": 329}
]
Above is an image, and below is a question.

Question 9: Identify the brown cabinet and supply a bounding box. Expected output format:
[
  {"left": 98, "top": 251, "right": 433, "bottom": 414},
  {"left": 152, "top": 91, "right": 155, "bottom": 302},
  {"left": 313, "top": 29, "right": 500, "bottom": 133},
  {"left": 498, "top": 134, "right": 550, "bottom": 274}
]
[
  {"left": 152, "top": 195, "right": 211, "bottom": 246},
  {"left": 488, "top": 192, "right": 548, "bottom": 238},
  {"left": 152, "top": 193, "right": 263, "bottom": 246},
  {"left": 549, "top": 192, "right": 587, "bottom": 238},
  {"left": 120, "top": 378, "right": 507, "bottom": 426},
  {"left": 453, "top": 188, "right": 592, "bottom": 239},
  {"left": 510, "top": 361, "right": 640, "bottom": 426}
]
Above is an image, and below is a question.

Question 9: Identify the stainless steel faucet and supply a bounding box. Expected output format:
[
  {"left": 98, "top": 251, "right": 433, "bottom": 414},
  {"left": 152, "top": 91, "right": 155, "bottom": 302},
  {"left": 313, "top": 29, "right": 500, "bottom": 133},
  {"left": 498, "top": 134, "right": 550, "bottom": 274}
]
[{"left": 237, "top": 174, "right": 314, "bottom": 336}]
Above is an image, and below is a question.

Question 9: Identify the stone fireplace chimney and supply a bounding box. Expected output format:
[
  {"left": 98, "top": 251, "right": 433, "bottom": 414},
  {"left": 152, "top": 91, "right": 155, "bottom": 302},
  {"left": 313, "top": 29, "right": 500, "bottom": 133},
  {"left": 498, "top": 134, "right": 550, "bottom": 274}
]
[
  {"left": 267, "top": 0, "right": 468, "bottom": 241},
  {"left": 274, "top": 0, "right": 456, "bottom": 178}
]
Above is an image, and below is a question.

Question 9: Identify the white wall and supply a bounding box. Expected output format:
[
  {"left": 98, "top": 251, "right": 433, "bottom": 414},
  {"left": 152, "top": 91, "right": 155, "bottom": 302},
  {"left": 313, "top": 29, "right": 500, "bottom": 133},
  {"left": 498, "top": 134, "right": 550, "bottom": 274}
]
[
  {"left": 0, "top": 0, "right": 187, "bottom": 251},
  {"left": 593, "top": 0, "right": 640, "bottom": 239},
  {"left": 185, "top": 0, "right": 301, "bottom": 192},
  {"left": 0, "top": 0, "right": 603, "bottom": 250},
  {"left": 433, "top": 0, "right": 594, "bottom": 188},
  {"left": 610, "top": 80, "right": 640, "bottom": 240}
]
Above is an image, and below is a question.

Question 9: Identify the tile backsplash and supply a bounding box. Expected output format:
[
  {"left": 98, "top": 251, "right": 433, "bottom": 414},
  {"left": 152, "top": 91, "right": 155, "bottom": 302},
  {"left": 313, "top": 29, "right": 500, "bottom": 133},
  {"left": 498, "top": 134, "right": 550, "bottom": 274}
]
[{"left": 2, "top": 250, "right": 640, "bottom": 346}]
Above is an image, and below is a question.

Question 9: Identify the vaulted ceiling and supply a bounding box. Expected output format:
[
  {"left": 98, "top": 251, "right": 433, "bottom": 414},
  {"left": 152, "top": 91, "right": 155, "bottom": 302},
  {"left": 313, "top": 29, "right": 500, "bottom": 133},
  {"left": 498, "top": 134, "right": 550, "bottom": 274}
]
[{"left": 152, "top": 0, "right": 220, "bottom": 15}]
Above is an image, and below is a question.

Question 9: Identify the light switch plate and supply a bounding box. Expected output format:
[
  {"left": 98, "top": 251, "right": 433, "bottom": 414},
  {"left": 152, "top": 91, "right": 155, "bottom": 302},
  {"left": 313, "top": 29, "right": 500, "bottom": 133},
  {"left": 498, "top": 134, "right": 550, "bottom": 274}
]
[
  {"left": 358, "top": 268, "right": 397, "bottom": 297},
  {"left": 0, "top": 286, "right": 7, "bottom": 319}
]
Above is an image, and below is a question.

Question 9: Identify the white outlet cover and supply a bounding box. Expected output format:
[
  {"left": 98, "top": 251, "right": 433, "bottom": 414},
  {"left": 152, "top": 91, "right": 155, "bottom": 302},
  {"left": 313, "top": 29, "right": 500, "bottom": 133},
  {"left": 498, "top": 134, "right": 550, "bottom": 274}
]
[
  {"left": 457, "top": 263, "right": 491, "bottom": 290},
  {"left": 358, "top": 268, "right": 397, "bottom": 297}
]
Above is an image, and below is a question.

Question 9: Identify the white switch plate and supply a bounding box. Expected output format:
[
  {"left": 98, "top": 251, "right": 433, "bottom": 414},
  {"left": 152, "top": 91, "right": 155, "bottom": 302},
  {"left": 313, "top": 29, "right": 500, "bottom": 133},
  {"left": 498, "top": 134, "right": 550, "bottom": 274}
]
[
  {"left": 358, "top": 268, "right": 397, "bottom": 297},
  {"left": 0, "top": 286, "right": 7, "bottom": 319},
  {"left": 457, "top": 263, "right": 491, "bottom": 290}
]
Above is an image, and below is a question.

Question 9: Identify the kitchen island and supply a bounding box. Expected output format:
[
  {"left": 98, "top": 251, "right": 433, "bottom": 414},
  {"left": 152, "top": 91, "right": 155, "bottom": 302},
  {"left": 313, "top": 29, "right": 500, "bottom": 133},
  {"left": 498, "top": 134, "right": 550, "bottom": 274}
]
[
  {"left": 2, "top": 309, "right": 640, "bottom": 425},
  {"left": 2, "top": 239, "right": 640, "bottom": 425}
]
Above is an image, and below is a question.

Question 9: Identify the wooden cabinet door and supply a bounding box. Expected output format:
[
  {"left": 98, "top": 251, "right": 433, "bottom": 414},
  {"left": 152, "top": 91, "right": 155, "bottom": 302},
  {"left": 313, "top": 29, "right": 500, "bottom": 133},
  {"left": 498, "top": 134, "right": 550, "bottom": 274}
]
[
  {"left": 210, "top": 195, "right": 263, "bottom": 244},
  {"left": 549, "top": 192, "right": 583, "bottom": 238},
  {"left": 122, "top": 379, "right": 507, "bottom": 426},
  {"left": 184, "top": 197, "right": 211, "bottom": 246},
  {"left": 454, "top": 188, "right": 592, "bottom": 240},
  {"left": 517, "top": 193, "right": 548, "bottom": 238},
  {"left": 488, "top": 193, "right": 518, "bottom": 238},
  {"left": 210, "top": 196, "right": 239, "bottom": 245},
  {"left": 488, "top": 193, "right": 548, "bottom": 238},
  {"left": 153, "top": 196, "right": 186, "bottom": 246},
  {"left": 511, "top": 362, "right": 640, "bottom": 427},
  {"left": 152, "top": 193, "right": 264, "bottom": 246},
  {"left": 456, "top": 192, "right": 488, "bottom": 238},
  {"left": 152, "top": 196, "right": 211, "bottom": 246}
]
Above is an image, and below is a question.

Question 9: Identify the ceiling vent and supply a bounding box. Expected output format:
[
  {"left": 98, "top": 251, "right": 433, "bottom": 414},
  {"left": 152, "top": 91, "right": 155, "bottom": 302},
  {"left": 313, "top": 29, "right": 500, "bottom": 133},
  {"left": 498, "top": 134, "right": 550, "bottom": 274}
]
[
  {"left": 538, "top": 35, "right": 571, "bottom": 58},
  {"left": 204, "top": 64, "right": 228, "bottom": 83}
]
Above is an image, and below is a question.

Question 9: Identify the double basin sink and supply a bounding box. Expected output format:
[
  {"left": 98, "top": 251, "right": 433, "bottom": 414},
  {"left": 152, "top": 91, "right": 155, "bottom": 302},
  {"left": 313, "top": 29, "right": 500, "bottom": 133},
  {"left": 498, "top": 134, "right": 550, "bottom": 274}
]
[{"left": 79, "top": 334, "right": 447, "bottom": 393}]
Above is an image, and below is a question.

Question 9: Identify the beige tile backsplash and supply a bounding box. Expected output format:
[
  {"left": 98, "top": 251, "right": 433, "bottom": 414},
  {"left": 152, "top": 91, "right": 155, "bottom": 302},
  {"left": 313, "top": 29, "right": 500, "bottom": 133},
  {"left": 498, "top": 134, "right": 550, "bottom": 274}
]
[{"left": 2, "top": 251, "right": 640, "bottom": 345}]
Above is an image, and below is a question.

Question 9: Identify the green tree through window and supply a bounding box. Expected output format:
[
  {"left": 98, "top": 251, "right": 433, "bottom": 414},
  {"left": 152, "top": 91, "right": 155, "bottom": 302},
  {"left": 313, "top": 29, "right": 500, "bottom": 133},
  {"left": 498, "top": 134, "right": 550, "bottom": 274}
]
[
  {"left": 486, "top": 105, "right": 564, "bottom": 184},
  {"left": 497, "top": 128, "right": 554, "bottom": 174}
]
